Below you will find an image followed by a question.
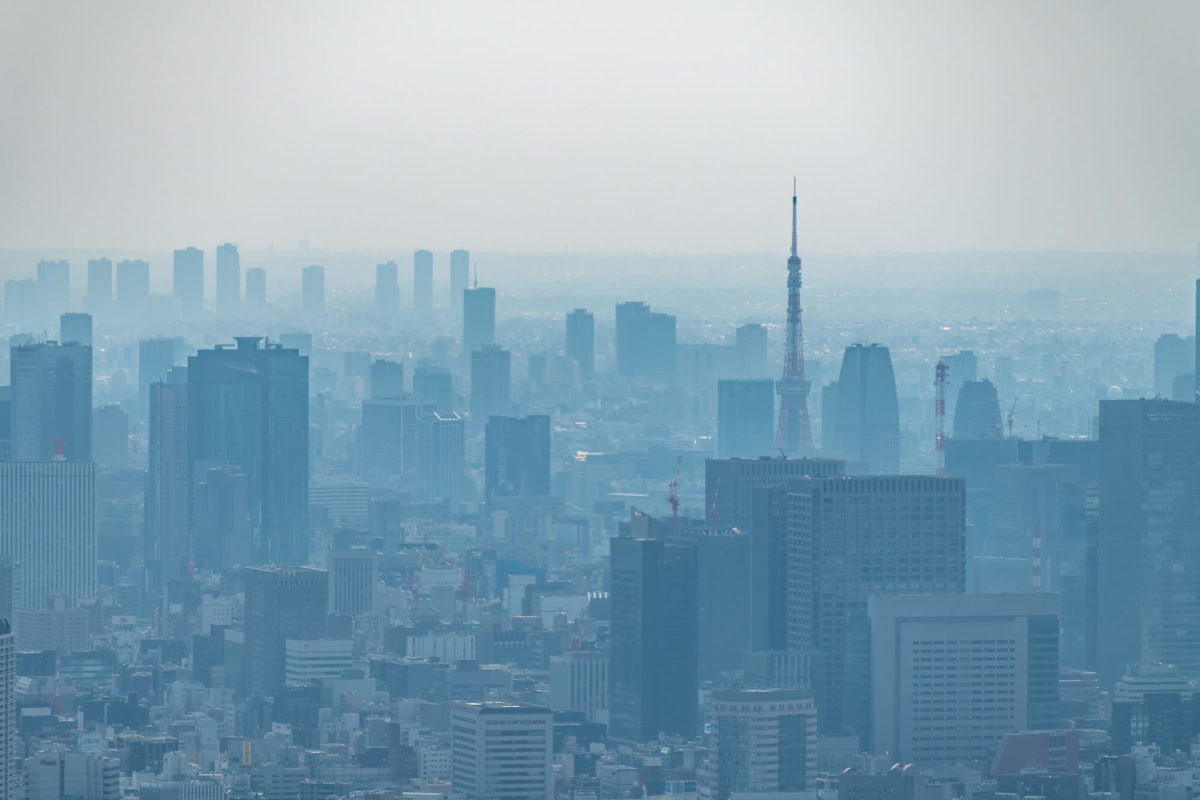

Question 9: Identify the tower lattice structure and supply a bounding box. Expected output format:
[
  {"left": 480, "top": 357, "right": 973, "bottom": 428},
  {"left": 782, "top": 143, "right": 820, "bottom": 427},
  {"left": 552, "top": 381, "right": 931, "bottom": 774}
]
[{"left": 774, "top": 182, "right": 815, "bottom": 455}]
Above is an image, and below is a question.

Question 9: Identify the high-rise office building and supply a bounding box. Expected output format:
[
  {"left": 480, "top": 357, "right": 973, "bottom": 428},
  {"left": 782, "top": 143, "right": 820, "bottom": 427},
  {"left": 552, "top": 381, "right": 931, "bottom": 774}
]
[
  {"left": 736, "top": 323, "right": 769, "bottom": 379},
  {"left": 24, "top": 750, "right": 119, "bottom": 800},
  {"left": 360, "top": 396, "right": 435, "bottom": 481},
  {"left": 485, "top": 415, "right": 550, "bottom": 499},
  {"left": 59, "top": 313, "right": 92, "bottom": 348},
  {"left": 194, "top": 464, "right": 251, "bottom": 573},
  {"left": 706, "top": 688, "right": 817, "bottom": 799},
  {"left": 565, "top": 308, "right": 594, "bottom": 381},
  {"left": 36, "top": 260, "right": 70, "bottom": 320},
  {"left": 952, "top": 378, "right": 1003, "bottom": 439},
  {"left": 147, "top": 376, "right": 189, "bottom": 581},
  {"left": 608, "top": 534, "right": 699, "bottom": 743},
  {"left": 787, "top": 475, "right": 965, "bottom": 735},
  {"left": 375, "top": 261, "right": 399, "bottom": 315},
  {"left": 1098, "top": 399, "right": 1200, "bottom": 687},
  {"left": 302, "top": 265, "right": 325, "bottom": 316},
  {"left": 868, "top": 593, "right": 1060, "bottom": 763},
  {"left": 413, "top": 365, "right": 454, "bottom": 413},
  {"left": 943, "top": 349, "right": 979, "bottom": 427},
  {"left": 173, "top": 247, "right": 204, "bottom": 315},
  {"left": 0, "top": 619, "right": 13, "bottom": 800},
  {"left": 243, "top": 566, "right": 328, "bottom": 696},
  {"left": 705, "top": 456, "right": 845, "bottom": 532},
  {"left": 615, "top": 301, "right": 676, "bottom": 378},
  {"left": 369, "top": 359, "right": 405, "bottom": 399},
  {"left": 138, "top": 337, "right": 183, "bottom": 421},
  {"left": 717, "top": 379, "right": 775, "bottom": 458},
  {"left": 188, "top": 337, "right": 309, "bottom": 565},
  {"left": 1154, "top": 333, "right": 1194, "bottom": 399},
  {"left": 245, "top": 267, "right": 267, "bottom": 308},
  {"left": 116, "top": 259, "right": 150, "bottom": 308},
  {"left": 10, "top": 341, "right": 92, "bottom": 462},
  {"left": 824, "top": 344, "right": 899, "bottom": 474},
  {"left": 329, "top": 549, "right": 376, "bottom": 617},
  {"left": 413, "top": 249, "right": 433, "bottom": 312},
  {"left": 2, "top": 280, "right": 35, "bottom": 327},
  {"left": 450, "top": 702, "right": 553, "bottom": 800},
  {"left": 215, "top": 243, "right": 240, "bottom": 316},
  {"left": 450, "top": 249, "right": 469, "bottom": 320},
  {"left": 463, "top": 287, "right": 496, "bottom": 356},
  {"left": 85, "top": 258, "right": 112, "bottom": 313},
  {"left": 470, "top": 345, "right": 511, "bottom": 433},
  {"left": 0, "top": 460, "right": 95, "bottom": 607},
  {"left": 421, "top": 412, "right": 465, "bottom": 505}
]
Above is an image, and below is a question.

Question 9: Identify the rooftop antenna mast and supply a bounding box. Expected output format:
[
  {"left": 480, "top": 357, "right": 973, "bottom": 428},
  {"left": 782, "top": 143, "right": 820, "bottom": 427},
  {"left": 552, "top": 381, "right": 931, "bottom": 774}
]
[{"left": 473, "top": 262, "right": 478, "bottom": 289}]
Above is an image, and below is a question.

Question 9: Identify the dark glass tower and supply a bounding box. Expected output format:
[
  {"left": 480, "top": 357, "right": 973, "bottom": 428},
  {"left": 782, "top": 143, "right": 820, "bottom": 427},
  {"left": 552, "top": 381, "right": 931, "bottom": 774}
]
[
  {"left": 463, "top": 287, "right": 496, "bottom": 356},
  {"left": 484, "top": 415, "right": 550, "bottom": 499},
  {"left": 188, "top": 337, "right": 309, "bottom": 565},
  {"left": 826, "top": 343, "right": 900, "bottom": 474},
  {"left": 10, "top": 340, "right": 92, "bottom": 461},
  {"left": 608, "top": 534, "right": 699, "bottom": 744},
  {"left": 565, "top": 308, "right": 594, "bottom": 381}
]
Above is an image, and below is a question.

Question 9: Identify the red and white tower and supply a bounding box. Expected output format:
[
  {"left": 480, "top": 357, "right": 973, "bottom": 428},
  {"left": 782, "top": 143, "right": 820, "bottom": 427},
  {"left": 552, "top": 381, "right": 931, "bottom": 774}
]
[{"left": 774, "top": 180, "right": 815, "bottom": 455}]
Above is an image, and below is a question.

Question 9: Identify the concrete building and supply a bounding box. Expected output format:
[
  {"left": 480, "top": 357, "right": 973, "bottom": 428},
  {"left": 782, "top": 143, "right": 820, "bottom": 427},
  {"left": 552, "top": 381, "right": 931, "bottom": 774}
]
[
  {"left": 147, "top": 377, "right": 189, "bottom": 581},
  {"left": 868, "top": 592, "right": 1060, "bottom": 764},
  {"left": 375, "top": 260, "right": 398, "bottom": 314},
  {"left": 823, "top": 344, "right": 900, "bottom": 474},
  {"left": 485, "top": 415, "right": 550, "bottom": 499},
  {"left": 952, "top": 379, "right": 1004, "bottom": 439},
  {"left": 717, "top": 379, "right": 775, "bottom": 458},
  {"left": 360, "top": 396, "right": 435, "bottom": 482},
  {"left": 549, "top": 650, "right": 607, "bottom": 723},
  {"left": 329, "top": 549, "right": 376, "bottom": 617},
  {"left": 85, "top": 258, "right": 112, "bottom": 313},
  {"left": 244, "top": 567, "right": 328, "bottom": 696},
  {"left": 615, "top": 301, "right": 675, "bottom": 379},
  {"left": 463, "top": 287, "right": 496, "bottom": 357},
  {"left": 450, "top": 249, "right": 470, "bottom": 320},
  {"left": 116, "top": 259, "right": 150, "bottom": 309},
  {"left": 215, "top": 243, "right": 240, "bottom": 316},
  {"left": 284, "top": 638, "right": 354, "bottom": 685},
  {"left": 36, "top": 260, "right": 70, "bottom": 321},
  {"left": 0, "top": 620, "right": 11, "bottom": 800},
  {"left": 705, "top": 688, "right": 817, "bottom": 799},
  {"left": 736, "top": 322, "right": 769, "bottom": 379},
  {"left": 413, "top": 249, "right": 433, "bottom": 312},
  {"left": 59, "top": 313, "right": 92, "bottom": 348},
  {"left": 470, "top": 345, "right": 511, "bottom": 433},
  {"left": 450, "top": 702, "right": 553, "bottom": 800},
  {"left": 421, "top": 412, "right": 465, "bottom": 505},
  {"left": 565, "top": 308, "right": 594, "bottom": 381},
  {"left": 245, "top": 267, "right": 267, "bottom": 308}
]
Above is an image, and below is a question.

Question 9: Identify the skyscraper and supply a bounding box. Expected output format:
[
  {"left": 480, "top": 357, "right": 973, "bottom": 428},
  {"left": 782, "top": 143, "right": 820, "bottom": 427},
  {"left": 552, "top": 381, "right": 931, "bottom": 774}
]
[
  {"left": 463, "top": 287, "right": 496, "bottom": 356},
  {"left": 717, "top": 379, "right": 775, "bottom": 458},
  {"left": 450, "top": 249, "right": 469, "bottom": 320},
  {"left": 116, "top": 259, "right": 150, "bottom": 308},
  {"left": 194, "top": 465, "right": 251, "bottom": 573},
  {"left": 825, "top": 343, "right": 900, "bottom": 474},
  {"left": 188, "top": 337, "right": 309, "bottom": 565},
  {"left": 952, "top": 378, "right": 1004, "bottom": 439},
  {"left": 360, "top": 396, "right": 435, "bottom": 481},
  {"left": 413, "top": 249, "right": 433, "bottom": 312},
  {"left": 868, "top": 592, "right": 1060, "bottom": 763},
  {"left": 245, "top": 267, "right": 267, "bottom": 308},
  {"left": 147, "top": 378, "right": 189, "bottom": 580},
  {"left": 608, "top": 534, "right": 699, "bottom": 744},
  {"left": 615, "top": 301, "right": 675, "bottom": 378},
  {"left": 485, "top": 415, "right": 551, "bottom": 499},
  {"left": 1098, "top": 399, "right": 1200, "bottom": 687},
  {"left": 302, "top": 265, "right": 325, "bottom": 316},
  {"left": 59, "top": 313, "right": 92, "bottom": 348},
  {"left": 736, "top": 323, "right": 768, "bottom": 379},
  {"left": 787, "top": 475, "right": 965, "bottom": 735},
  {"left": 85, "top": 258, "right": 112, "bottom": 313},
  {"left": 470, "top": 345, "right": 511, "bottom": 433},
  {"left": 0, "top": 460, "right": 95, "bottom": 607},
  {"left": 774, "top": 185, "right": 815, "bottom": 455},
  {"left": 413, "top": 365, "right": 454, "bottom": 413},
  {"left": 244, "top": 566, "right": 328, "bottom": 696},
  {"left": 1154, "top": 333, "right": 1194, "bottom": 399},
  {"left": 375, "top": 261, "right": 399, "bottom": 315},
  {"left": 173, "top": 247, "right": 204, "bottom": 315},
  {"left": 450, "top": 702, "right": 553, "bottom": 800},
  {"left": 706, "top": 688, "right": 817, "bottom": 798},
  {"left": 421, "top": 412, "right": 465, "bottom": 506},
  {"left": 369, "top": 359, "right": 405, "bottom": 399},
  {"left": 215, "top": 243, "right": 240, "bottom": 316},
  {"left": 0, "top": 618, "right": 14, "bottom": 800},
  {"left": 138, "top": 337, "right": 183, "bottom": 421},
  {"left": 36, "top": 260, "right": 70, "bottom": 321},
  {"left": 10, "top": 341, "right": 92, "bottom": 462},
  {"left": 565, "top": 308, "right": 594, "bottom": 381}
]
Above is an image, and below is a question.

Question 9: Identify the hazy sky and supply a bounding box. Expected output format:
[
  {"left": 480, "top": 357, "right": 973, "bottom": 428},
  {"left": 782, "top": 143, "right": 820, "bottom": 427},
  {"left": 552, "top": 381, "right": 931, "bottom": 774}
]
[{"left": 2, "top": 1, "right": 1198, "bottom": 253}]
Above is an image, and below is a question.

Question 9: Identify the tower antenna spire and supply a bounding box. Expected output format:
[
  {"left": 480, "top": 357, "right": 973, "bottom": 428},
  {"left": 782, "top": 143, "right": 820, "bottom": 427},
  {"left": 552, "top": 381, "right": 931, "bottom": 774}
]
[{"left": 791, "top": 177, "right": 798, "bottom": 258}]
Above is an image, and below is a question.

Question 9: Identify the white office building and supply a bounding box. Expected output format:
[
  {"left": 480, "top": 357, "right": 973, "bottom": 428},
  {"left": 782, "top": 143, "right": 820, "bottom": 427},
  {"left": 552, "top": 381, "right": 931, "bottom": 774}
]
[
  {"left": 284, "top": 639, "right": 354, "bottom": 685},
  {"left": 549, "top": 650, "right": 608, "bottom": 724},
  {"left": 869, "top": 592, "right": 1060, "bottom": 765},
  {"left": 450, "top": 702, "right": 552, "bottom": 800}
]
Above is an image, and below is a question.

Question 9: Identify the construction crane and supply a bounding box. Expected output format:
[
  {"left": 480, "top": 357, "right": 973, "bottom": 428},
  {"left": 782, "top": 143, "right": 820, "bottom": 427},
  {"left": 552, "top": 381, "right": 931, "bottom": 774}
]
[
  {"left": 709, "top": 475, "right": 721, "bottom": 535},
  {"left": 668, "top": 455, "right": 681, "bottom": 532},
  {"left": 1007, "top": 398, "right": 1017, "bottom": 438}
]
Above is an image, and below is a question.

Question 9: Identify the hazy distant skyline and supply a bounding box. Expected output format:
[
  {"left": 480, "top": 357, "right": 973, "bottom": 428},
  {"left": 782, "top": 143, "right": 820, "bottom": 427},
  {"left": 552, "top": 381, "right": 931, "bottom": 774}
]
[{"left": 2, "top": 1, "right": 1198, "bottom": 253}]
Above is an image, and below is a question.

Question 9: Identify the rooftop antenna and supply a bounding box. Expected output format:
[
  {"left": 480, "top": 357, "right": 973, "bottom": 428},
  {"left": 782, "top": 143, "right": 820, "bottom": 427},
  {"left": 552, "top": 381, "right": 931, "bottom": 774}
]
[{"left": 473, "top": 262, "right": 478, "bottom": 290}]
